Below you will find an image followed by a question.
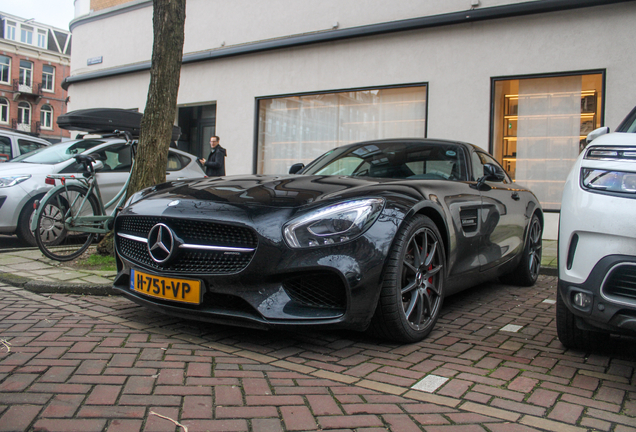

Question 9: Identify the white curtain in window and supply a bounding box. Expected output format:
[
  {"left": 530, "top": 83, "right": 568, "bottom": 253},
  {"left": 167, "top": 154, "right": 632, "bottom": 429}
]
[
  {"left": 516, "top": 76, "right": 581, "bottom": 210},
  {"left": 258, "top": 87, "right": 427, "bottom": 174}
]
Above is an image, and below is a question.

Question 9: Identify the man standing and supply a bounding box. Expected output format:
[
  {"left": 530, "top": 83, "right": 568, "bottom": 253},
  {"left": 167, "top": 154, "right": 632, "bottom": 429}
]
[{"left": 199, "top": 135, "right": 226, "bottom": 176}]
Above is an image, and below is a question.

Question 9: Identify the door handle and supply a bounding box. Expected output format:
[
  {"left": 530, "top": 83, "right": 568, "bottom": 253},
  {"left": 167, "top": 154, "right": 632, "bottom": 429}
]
[{"left": 511, "top": 192, "right": 520, "bottom": 201}]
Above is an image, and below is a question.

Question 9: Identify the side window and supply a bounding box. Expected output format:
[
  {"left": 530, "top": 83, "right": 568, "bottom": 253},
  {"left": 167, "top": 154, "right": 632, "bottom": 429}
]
[
  {"left": 96, "top": 145, "right": 132, "bottom": 172},
  {"left": 18, "top": 139, "right": 47, "bottom": 155},
  {"left": 0, "top": 136, "right": 11, "bottom": 161},
  {"left": 471, "top": 152, "right": 483, "bottom": 181},
  {"left": 167, "top": 152, "right": 184, "bottom": 171}
]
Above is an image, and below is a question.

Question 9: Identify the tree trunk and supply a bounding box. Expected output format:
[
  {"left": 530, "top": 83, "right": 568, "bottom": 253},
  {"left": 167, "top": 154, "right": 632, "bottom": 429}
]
[
  {"left": 128, "top": 0, "right": 186, "bottom": 196},
  {"left": 98, "top": 0, "right": 185, "bottom": 255}
]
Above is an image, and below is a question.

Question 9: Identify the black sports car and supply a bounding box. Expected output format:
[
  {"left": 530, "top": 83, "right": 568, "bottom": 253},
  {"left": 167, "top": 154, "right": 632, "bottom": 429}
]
[{"left": 113, "top": 138, "right": 543, "bottom": 342}]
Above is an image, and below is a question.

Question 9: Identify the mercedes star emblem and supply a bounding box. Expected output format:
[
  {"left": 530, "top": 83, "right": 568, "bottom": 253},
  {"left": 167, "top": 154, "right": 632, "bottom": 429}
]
[{"left": 147, "top": 223, "right": 177, "bottom": 264}]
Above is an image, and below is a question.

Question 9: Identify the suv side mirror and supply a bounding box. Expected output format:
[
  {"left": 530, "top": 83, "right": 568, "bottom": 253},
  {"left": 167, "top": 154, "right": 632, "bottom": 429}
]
[
  {"left": 289, "top": 163, "right": 304, "bottom": 174},
  {"left": 586, "top": 126, "right": 610, "bottom": 144}
]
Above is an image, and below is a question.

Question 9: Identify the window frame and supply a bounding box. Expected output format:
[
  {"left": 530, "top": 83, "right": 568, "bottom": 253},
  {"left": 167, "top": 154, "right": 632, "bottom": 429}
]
[
  {"left": 5, "top": 21, "right": 16, "bottom": 41},
  {"left": 40, "top": 105, "right": 53, "bottom": 130},
  {"left": 19, "top": 60, "right": 33, "bottom": 88},
  {"left": 18, "top": 101, "right": 31, "bottom": 125},
  {"left": 254, "top": 82, "right": 429, "bottom": 174},
  {"left": 20, "top": 24, "right": 34, "bottom": 45},
  {"left": 0, "top": 55, "right": 10, "bottom": 84},
  {"left": 42, "top": 65, "right": 55, "bottom": 92},
  {"left": 488, "top": 69, "right": 606, "bottom": 213},
  {"left": 37, "top": 29, "right": 47, "bottom": 48},
  {"left": 0, "top": 98, "right": 8, "bottom": 124}
]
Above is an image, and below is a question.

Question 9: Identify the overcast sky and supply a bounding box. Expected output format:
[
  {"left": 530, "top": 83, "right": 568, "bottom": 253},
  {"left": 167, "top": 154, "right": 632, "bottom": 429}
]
[{"left": 1, "top": 0, "right": 75, "bottom": 30}]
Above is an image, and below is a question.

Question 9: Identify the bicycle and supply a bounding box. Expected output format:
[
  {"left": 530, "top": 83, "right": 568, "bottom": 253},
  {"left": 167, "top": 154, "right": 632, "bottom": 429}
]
[{"left": 30, "top": 131, "right": 137, "bottom": 261}]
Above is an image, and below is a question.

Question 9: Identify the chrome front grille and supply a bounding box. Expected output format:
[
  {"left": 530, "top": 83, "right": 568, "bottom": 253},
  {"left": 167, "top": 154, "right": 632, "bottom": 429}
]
[
  {"left": 118, "top": 216, "right": 258, "bottom": 248},
  {"left": 116, "top": 216, "right": 258, "bottom": 275}
]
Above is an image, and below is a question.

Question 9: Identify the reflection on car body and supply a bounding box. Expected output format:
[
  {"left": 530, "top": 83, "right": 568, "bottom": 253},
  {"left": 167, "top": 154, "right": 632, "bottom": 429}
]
[{"left": 114, "top": 138, "right": 543, "bottom": 342}]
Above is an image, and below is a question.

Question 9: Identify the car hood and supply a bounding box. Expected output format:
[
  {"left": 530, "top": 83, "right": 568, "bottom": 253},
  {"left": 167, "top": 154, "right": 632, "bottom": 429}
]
[
  {"left": 589, "top": 132, "right": 636, "bottom": 147},
  {"left": 0, "top": 162, "right": 57, "bottom": 175},
  {"left": 133, "top": 174, "right": 409, "bottom": 209}
]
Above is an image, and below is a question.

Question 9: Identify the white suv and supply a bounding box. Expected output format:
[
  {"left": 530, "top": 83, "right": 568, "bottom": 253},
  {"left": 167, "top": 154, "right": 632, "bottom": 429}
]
[
  {"left": 0, "top": 128, "right": 51, "bottom": 162},
  {"left": 557, "top": 106, "right": 636, "bottom": 350}
]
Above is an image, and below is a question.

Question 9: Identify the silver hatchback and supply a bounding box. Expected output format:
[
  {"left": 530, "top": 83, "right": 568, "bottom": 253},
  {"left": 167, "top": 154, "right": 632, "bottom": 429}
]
[{"left": 0, "top": 138, "right": 205, "bottom": 245}]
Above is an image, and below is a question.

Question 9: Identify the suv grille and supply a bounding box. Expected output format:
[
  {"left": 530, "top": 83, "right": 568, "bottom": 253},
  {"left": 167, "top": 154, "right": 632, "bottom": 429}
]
[
  {"left": 602, "top": 264, "right": 636, "bottom": 302},
  {"left": 116, "top": 216, "right": 258, "bottom": 274}
]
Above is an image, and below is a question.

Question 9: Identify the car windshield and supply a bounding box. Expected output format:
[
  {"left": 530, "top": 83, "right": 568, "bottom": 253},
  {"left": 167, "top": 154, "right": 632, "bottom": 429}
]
[
  {"left": 11, "top": 139, "right": 105, "bottom": 164},
  {"left": 301, "top": 141, "right": 468, "bottom": 181},
  {"left": 616, "top": 106, "right": 636, "bottom": 133}
]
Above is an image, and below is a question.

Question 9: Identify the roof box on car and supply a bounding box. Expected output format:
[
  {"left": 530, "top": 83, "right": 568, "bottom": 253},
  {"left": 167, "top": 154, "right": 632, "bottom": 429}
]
[{"left": 57, "top": 108, "right": 181, "bottom": 141}]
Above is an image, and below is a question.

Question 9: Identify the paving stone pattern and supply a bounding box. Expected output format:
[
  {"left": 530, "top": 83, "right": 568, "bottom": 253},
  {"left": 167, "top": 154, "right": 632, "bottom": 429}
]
[{"left": 0, "top": 276, "right": 635, "bottom": 431}]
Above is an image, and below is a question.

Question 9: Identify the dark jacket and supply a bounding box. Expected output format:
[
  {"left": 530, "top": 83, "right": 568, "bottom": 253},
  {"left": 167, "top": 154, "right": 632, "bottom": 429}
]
[{"left": 204, "top": 146, "right": 227, "bottom": 177}]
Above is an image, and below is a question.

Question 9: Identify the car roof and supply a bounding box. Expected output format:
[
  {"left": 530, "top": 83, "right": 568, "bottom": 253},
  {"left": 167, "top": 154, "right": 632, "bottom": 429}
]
[
  {"left": 0, "top": 128, "right": 51, "bottom": 144},
  {"left": 335, "top": 137, "right": 478, "bottom": 152}
]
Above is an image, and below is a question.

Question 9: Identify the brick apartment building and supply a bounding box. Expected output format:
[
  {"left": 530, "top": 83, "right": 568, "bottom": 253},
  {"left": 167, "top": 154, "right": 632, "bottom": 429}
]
[{"left": 0, "top": 12, "right": 71, "bottom": 142}]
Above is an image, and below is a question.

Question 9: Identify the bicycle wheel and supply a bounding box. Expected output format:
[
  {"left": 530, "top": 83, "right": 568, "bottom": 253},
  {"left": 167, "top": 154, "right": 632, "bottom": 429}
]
[{"left": 35, "top": 185, "right": 101, "bottom": 261}]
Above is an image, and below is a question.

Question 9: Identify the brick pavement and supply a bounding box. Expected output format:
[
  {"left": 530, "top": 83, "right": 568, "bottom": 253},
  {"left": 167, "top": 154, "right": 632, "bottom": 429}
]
[{"left": 0, "top": 275, "right": 635, "bottom": 432}]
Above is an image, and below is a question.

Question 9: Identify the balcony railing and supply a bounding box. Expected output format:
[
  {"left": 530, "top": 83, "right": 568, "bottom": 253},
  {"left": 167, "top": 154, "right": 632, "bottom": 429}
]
[
  {"left": 10, "top": 119, "right": 40, "bottom": 133},
  {"left": 12, "top": 80, "right": 42, "bottom": 96}
]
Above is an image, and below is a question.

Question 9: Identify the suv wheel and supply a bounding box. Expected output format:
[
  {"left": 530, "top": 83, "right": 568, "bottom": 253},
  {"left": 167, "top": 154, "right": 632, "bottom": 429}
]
[{"left": 556, "top": 291, "right": 605, "bottom": 351}]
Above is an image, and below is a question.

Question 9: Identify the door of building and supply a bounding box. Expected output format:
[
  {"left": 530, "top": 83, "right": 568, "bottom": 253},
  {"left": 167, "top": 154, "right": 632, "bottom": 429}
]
[{"left": 177, "top": 104, "right": 216, "bottom": 159}]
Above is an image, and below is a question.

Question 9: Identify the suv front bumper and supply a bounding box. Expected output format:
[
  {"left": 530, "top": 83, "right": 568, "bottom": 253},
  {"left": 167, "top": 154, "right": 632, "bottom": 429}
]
[{"left": 558, "top": 255, "right": 636, "bottom": 334}]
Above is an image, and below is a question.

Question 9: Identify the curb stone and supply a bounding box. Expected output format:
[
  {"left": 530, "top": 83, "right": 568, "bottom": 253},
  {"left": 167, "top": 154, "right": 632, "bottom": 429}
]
[{"left": 0, "top": 272, "right": 117, "bottom": 295}]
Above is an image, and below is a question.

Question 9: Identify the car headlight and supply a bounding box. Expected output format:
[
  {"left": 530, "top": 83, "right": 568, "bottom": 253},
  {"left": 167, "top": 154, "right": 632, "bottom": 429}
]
[
  {"left": 0, "top": 175, "right": 31, "bottom": 188},
  {"left": 283, "top": 198, "right": 384, "bottom": 248},
  {"left": 581, "top": 168, "right": 636, "bottom": 195}
]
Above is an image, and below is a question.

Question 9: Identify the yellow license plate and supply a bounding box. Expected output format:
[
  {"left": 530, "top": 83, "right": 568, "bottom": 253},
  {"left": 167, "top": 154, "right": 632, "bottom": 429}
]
[{"left": 130, "top": 269, "right": 201, "bottom": 304}]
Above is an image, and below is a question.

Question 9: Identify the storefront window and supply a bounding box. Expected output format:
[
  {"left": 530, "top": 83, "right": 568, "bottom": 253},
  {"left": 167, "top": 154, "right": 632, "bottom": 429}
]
[
  {"left": 492, "top": 73, "right": 603, "bottom": 210},
  {"left": 257, "top": 85, "right": 427, "bottom": 174}
]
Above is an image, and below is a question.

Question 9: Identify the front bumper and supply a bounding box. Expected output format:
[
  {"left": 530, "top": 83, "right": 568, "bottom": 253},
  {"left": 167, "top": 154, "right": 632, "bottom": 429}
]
[
  {"left": 558, "top": 255, "right": 636, "bottom": 334},
  {"left": 113, "top": 212, "right": 400, "bottom": 331},
  {"left": 0, "top": 185, "right": 34, "bottom": 233}
]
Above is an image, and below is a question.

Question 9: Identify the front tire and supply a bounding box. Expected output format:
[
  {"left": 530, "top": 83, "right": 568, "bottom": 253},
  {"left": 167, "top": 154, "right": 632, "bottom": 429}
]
[
  {"left": 556, "top": 291, "right": 605, "bottom": 351},
  {"left": 16, "top": 198, "right": 39, "bottom": 246},
  {"left": 370, "top": 215, "right": 446, "bottom": 343},
  {"left": 500, "top": 214, "right": 542, "bottom": 286},
  {"left": 35, "top": 185, "right": 100, "bottom": 261}
]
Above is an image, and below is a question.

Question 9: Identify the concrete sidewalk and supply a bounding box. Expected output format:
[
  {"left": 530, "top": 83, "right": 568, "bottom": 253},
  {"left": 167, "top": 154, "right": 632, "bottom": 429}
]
[{"left": 0, "top": 240, "right": 558, "bottom": 294}]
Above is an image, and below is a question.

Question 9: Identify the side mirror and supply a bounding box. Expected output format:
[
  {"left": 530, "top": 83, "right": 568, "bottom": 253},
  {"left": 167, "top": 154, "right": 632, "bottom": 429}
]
[
  {"left": 586, "top": 126, "right": 610, "bottom": 144},
  {"left": 289, "top": 163, "right": 304, "bottom": 174},
  {"left": 91, "top": 160, "right": 105, "bottom": 172},
  {"left": 483, "top": 163, "right": 506, "bottom": 182},
  {"left": 473, "top": 163, "right": 505, "bottom": 190}
]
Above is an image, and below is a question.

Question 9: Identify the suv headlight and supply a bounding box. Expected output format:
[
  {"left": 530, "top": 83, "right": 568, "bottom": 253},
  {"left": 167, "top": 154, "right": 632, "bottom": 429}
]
[
  {"left": 283, "top": 198, "right": 384, "bottom": 248},
  {"left": 581, "top": 168, "right": 636, "bottom": 195},
  {"left": 0, "top": 175, "right": 31, "bottom": 188}
]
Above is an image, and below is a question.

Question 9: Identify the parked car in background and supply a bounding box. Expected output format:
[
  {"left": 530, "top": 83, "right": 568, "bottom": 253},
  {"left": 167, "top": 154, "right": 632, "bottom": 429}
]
[
  {"left": 557, "top": 105, "right": 636, "bottom": 350},
  {"left": 0, "top": 128, "right": 51, "bottom": 162},
  {"left": 0, "top": 137, "right": 205, "bottom": 246},
  {"left": 113, "top": 138, "right": 543, "bottom": 343}
]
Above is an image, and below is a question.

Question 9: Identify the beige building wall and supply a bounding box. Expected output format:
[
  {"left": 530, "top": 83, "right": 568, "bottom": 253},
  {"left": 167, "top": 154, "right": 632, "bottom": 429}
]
[{"left": 66, "top": 0, "right": 636, "bottom": 238}]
